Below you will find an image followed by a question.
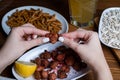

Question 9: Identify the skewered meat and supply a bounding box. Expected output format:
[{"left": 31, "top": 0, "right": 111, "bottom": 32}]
[{"left": 45, "top": 33, "right": 59, "bottom": 44}]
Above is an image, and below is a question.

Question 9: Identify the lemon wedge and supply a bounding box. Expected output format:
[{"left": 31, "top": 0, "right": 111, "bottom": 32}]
[{"left": 14, "top": 61, "right": 37, "bottom": 78}]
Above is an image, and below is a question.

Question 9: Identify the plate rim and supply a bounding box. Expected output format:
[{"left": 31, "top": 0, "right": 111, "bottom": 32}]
[
  {"left": 12, "top": 42, "right": 90, "bottom": 80},
  {"left": 1, "top": 5, "right": 69, "bottom": 34}
]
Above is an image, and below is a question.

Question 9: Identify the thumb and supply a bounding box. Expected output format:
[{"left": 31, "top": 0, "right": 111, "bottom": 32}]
[
  {"left": 59, "top": 37, "right": 79, "bottom": 51},
  {"left": 25, "top": 37, "right": 50, "bottom": 49}
]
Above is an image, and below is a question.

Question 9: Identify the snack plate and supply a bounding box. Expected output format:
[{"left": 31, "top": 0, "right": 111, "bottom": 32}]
[
  {"left": 99, "top": 7, "right": 120, "bottom": 49},
  {"left": 12, "top": 42, "right": 90, "bottom": 80},
  {"left": 1, "top": 6, "right": 68, "bottom": 34}
]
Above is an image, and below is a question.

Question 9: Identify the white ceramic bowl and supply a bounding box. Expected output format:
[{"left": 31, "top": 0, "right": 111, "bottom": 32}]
[
  {"left": 99, "top": 7, "right": 120, "bottom": 49},
  {"left": 1, "top": 6, "right": 68, "bottom": 34}
]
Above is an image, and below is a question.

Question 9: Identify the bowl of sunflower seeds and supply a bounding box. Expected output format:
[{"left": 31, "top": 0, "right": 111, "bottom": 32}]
[{"left": 99, "top": 7, "right": 120, "bottom": 49}]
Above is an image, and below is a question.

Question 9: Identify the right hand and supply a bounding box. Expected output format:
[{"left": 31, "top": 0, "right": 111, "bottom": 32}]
[
  {"left": 60, "top": 29, "right": 113, "bottom": 80},
  {"left": 61, "top": 29, "right": 104, "bottom": 67}
]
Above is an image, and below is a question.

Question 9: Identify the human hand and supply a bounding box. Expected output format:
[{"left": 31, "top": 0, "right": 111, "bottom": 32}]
[
  {"left": 0, "top": 23, "right": 49, "bottom": 72},
  {"left": 60, "top": 29, "right": 104, "bottom": 66},
  {"left": 59, "top": 29, "right": 113, "bottom": 80}
]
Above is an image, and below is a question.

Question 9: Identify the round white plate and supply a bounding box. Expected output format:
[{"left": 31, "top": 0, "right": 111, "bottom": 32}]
[
  {"left": 12, "top": 42, "right": 89, "bottom": 80},
  {"left": 1, "top": 6, "right": 68, "bottom": 34}
]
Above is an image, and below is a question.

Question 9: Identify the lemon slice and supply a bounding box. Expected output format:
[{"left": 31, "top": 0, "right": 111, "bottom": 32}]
[{"left": 14, "top": 61, "right": 37, "bottom": 78}]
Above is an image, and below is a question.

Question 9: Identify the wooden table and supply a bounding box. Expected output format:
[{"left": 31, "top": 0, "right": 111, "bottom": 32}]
[{"left": 0, "top": 0, "right": 120, "bottom": 80}]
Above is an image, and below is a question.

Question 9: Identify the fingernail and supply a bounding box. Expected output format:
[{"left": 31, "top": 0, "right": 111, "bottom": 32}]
[
  {"left": 43, "top": 38, "right": 50, "bottom": 43},
  {"left": 58, "top": 37, "right": 64, "bottom": 42},
  {"left": 33, "top": 35, "right": 38, "bottom": 39}
]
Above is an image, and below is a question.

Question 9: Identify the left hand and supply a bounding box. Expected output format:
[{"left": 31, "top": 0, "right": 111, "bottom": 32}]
[{"left": 0, "top": 23, "right": 49, "bottom": 72}]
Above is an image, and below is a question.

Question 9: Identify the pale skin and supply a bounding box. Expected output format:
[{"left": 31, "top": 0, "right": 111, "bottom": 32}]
[
  {"left": 61, "top": 29, "right": 113, "bottom": 80},
  {"left": 0, "top": 23, "right": 113, "bottom": 80},
  {"left": 0, "top": 23, "right": 49, "bottom": 73}
]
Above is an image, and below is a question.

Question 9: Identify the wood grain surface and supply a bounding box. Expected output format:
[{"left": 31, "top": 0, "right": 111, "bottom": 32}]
[{"left": 0, "top": 0, "right": 120, "bottom": 80}]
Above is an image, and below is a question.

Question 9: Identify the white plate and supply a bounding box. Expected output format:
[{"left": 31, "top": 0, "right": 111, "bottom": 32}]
[
  {"left": 12, "top": 42, "right": 89, "bottom": 80},
  {"left": 99, "top": 7, "right": 120, "bottom": 49},
  {"left": 1, "top": 6, "right": 68, "bottom": 34}
]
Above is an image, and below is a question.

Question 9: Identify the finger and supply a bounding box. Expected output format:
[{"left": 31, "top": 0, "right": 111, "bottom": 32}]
[
  {"left": 26, "top": 34, "right": 38, "bottom": 40},
  {"left": 59, "top": 37, "right": 80, "bottom": 51},
  {"left": 76, "top": 28, "right": 86, "bottom": 31},
  {"left": 61, "top": 31, "right": 77, "bottom": 39},
  {"left": 25, "top": 37, "right": 50, "bottom": 48},
  {"left": 20, "top": 23, "right": 35, "bottom": 28},
  {"left": 17, "top": 23, "right": 49, "bottom": 35},
  {"left": 62, "top": 28, "right": 86, "bottom": 38},
  {"left": 18, "top": 27, "right": 49, "bottom": 37},
  {"left": 32, "top": 34, "right": 38, "bottom": 39},
  {"left": 62, "top": 30, "right": 92, "bottom": 41},
  {"left": 26, "top": 35, "right": 32, "bottom": 41},
  {"left": 58, "top": 37, "right": 64, "bottom": 42},
  {"left": 21, "top": 24, "right": 44, "bottom": 39}
]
